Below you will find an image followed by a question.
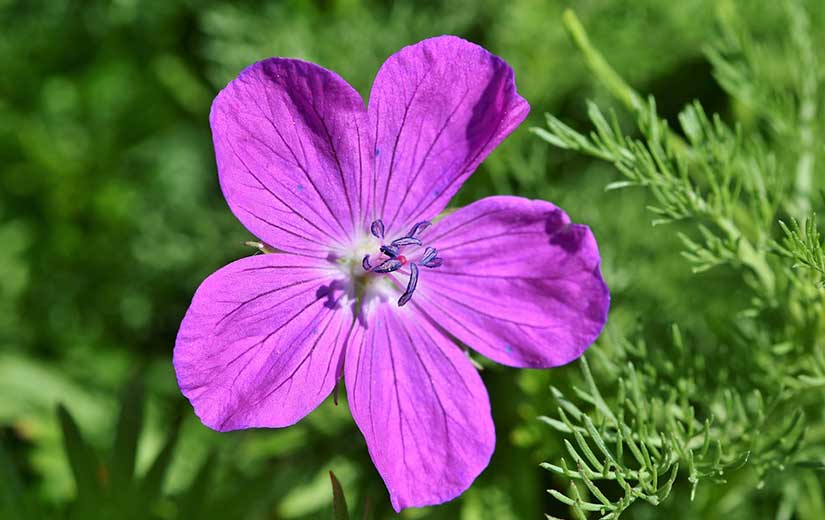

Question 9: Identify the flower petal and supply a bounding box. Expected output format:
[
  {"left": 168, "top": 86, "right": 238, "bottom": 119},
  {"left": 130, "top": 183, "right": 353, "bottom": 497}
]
[
  {"left": 418, "top": 196, "right": 609, "bottom": 368},
  {"left": 174, "top": 254, "right": 354, "bottom": 431},
  {"left": 211, "top": 58, "right": 371, "bottom": 255},
  {"left": 368, "top": 35, "right": 529, "bottom": 236},
  {"left": 345, "top": 304, "right": 494, "bottom": 511}
]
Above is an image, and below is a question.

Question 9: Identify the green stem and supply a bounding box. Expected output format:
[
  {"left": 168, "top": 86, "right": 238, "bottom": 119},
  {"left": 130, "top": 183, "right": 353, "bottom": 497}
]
[
  {"left": 788, "top": 0, "right": 817, "bottom": 219},
  {"left": 717, "top": 217, "right": 775, "bottom": 295},
  {"left": 562, "top": 9, "right": 643, "bottom": 113},
  {"left": 563, "top": 9, "right": 776, "bottom": 295},
  {"left": 562, "top": 9, "right": 689, "bottom": 155}
]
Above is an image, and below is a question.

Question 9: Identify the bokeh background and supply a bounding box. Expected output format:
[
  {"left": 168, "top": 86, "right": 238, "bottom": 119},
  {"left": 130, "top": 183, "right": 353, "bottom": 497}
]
[{"left": 1, "top": 0, "right": 819, "bottom": 518}]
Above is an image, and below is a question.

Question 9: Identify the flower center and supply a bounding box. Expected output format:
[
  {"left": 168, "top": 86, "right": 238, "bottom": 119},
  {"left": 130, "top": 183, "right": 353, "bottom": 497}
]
[{"left": 360, "top": 218, "right": 443, "bottom": 307}]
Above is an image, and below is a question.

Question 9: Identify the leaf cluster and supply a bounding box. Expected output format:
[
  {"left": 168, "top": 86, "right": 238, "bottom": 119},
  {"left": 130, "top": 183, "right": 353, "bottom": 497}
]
[
  {"left": 0, "top": 377, "right": 297, "bottom": 520},
  {"left": 534, "top": 3, "right": 825, "bottom": 518}
]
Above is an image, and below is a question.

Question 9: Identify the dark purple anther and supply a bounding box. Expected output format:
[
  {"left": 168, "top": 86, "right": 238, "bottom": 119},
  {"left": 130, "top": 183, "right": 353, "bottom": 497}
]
[
  {"left": 420, "top": 247, "right": 437, "bottom": 264},
  {"left": 370, "top": 219, "right": 385, "bottom": 239},
  {"left": 398, "top": 263, "right": 419, "bottom": 307},
  {"left": 362, "top": 254, "right": 372, "bottom": 271},
  {"left": 407, "top": 221, "right": 431, "bottom": 238},
  {"left": 391, "top": 236, "right": 422, "bottom": 247},
  {"left": 421, "top": 257, "right": 442, "bottom": 268},
  {"left": 420, "top": 247, "right": 443, "bottom": 268},
  {"left": 372, "top": 258, "right": 403, "bottom": 273},
  {"left": 380, "top": 245, "right": 400, "bottom": 258}
]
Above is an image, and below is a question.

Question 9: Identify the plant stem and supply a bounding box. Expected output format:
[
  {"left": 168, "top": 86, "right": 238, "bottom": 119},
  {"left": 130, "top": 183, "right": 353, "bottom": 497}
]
[
  {"left": 717, "top": 217, "right": 775, "bottom": 295},
  {"left": 562, "top": 9, "right": 643, "bottom": 113},
  {"left": 788, "top": 0, "right": 817, "bottom": 219},
  {"left": 561, "top": 10, "right": 690, "bottom": 162}
]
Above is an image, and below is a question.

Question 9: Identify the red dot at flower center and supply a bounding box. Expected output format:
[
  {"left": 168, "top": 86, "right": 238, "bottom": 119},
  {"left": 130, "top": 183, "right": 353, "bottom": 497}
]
[{"left": 397, "top": 255, "right": 408, "bottom": 265}]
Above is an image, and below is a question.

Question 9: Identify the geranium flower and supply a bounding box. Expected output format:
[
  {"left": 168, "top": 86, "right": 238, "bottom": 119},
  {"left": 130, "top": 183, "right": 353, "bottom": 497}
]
[{"left": 174, "top": 35, "right": 609, "bottom": 511}]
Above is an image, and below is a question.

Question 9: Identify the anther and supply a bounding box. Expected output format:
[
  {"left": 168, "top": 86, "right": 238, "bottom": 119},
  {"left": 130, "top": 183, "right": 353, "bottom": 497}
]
[
  {"left": 370, "top": 219, "right": 385, "bottom": 239},
  {"left": 420, "top": 247, "right": 437, "bottom": 264},
  {"left": 372, "top": 258, "right": 403, "bottom": 273},
  {"left": 380, "top": 245, "right": 399, "bottom": 258},
  {"left": 420, "top": 247, "right": 443, "bottom": 268},
  {"left": 421, "top": 257, "right": 443, "bottom": 268},
  {"left": 408, "top": 221, "right": 431, "bottom": 238},
  {"left": 391, "top": 236, "right": 422, "bottom": 247},
  {"left": 362, "top": 254, "right": 372, "bottom": 271},
  {"left": 398, "top": 263, "right": 419, "bottom": 307}
]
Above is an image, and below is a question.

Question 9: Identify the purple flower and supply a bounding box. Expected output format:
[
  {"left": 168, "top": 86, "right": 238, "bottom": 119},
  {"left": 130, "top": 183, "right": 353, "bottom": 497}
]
[{"left": 174, "top": 36, "right": 609, "bottom": 511}]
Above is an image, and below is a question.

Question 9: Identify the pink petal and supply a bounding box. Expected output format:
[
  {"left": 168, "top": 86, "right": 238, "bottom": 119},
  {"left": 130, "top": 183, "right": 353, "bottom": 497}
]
[
  {"left": 211, "top": 58, "right": 371, "bottom": 256},
  {"left": 367, "top": 35, "right": 529, "bottom": 236},
  {"left": 418, "top": 196, "right": 609, "bottom": 368},
  {"left": 174, "top": 254, "right": 353, "bottom": 431},
  {"left": 345, "top": 304, "right": 494, "bottom": 512}
]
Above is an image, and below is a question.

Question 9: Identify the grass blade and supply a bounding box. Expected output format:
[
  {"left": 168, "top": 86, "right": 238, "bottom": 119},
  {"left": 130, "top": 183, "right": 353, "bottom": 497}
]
[
  {"left": 139, "top": 409, "right": 183, "bottom": 502},
  {"left": 0, "top": 438, "right": 30, "bottom": 520},
  {"left": 178, "top": 451, "right": 217, "bottom": 519},
  {"left": 329, "top": 470, "right": 350, "bottom": 520},
  {"left": 57, "top": 403, "right": 100, "bottom": 501},
  {"left": 110, "top": 377, "right": 145, "bottom": 491}
]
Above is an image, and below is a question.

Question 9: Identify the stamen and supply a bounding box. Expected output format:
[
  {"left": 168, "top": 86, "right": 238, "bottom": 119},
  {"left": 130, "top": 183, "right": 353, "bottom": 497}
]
[
  {"left": 421, "top": 257, "right": 443, "bottom": 268},
  {"left": 372, "top": 258, "right": 403, "bottom": 273},
  {"left": 370, "top": 219, "right": 385, "bottom": 239},
  {"left": 391, "top": 236, "right": 422, "bottom": 247},
  {"left": 408, "top": 221, "right": 431, "bottom": 237},
  {"left": 380, "top": 245, "right": 399, "bottom": 258},
  {"left": 398, "top": 263, "right": 419, "bottom": 307},
  {"left": 420, "top": 247, "right": 437, "bottom": 264},
  {"left": 360, "top": 219, "right": 441, "bottom": 307},
  {"left": 420, "top": 247, "right": 443, "bottom": 268}
]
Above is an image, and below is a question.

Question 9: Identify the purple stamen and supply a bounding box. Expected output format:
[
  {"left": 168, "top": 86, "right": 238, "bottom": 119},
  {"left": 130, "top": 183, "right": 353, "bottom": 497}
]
[
  {"left": 364, "top": 221, "right": 441, "bottom": 306},
  {"left": 398, "top": 263, "right": 419, "bottom": 307},
  {"left": 370, "top": 219, "right": 385, "bottom": 239},
  {"left": 391, "top": 236, "right": 422, "bottom": 247},
  {"left": 372, "top": 258, "right": 403, "bottom": 273},
  {"left": 420, "top": 246, "right": 443, "bottom": 268},
  {"left": 408, "top": 221, "right": 431, "bottom": 238},
  {"left": 380, "top": 245, "right": 400, "bottom": 258},
  {"left": 421, "top": 257, "right": 443, "bottom": 268},
  {"left": 420, "top": 247, "right": 437, "bottom": 264}
]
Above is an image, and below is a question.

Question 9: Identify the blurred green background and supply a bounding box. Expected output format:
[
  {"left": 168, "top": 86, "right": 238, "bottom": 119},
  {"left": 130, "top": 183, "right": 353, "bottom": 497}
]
[{"left": 0, "top": 0, "right": 815, "bottom": 518}]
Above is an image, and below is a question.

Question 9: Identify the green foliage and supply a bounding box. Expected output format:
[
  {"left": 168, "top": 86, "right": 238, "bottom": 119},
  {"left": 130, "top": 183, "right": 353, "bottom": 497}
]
[
  {"left": 1, "top": 377, "right": 320, "bottom": 519},
  {"left": 540, "top": 331, "right": 811, "bottom": 519},
  {"left": 0, "top": 438, "right": 32, "bottom": 519},
  {"left": 330, "top": 471, "right": 351, "bottom": 520},
  {"left": 778, "top": 216, "right": 825, "bottom": 283},
  {"left": 534, "top": 3, "right": 825, "bottom": 518}
]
